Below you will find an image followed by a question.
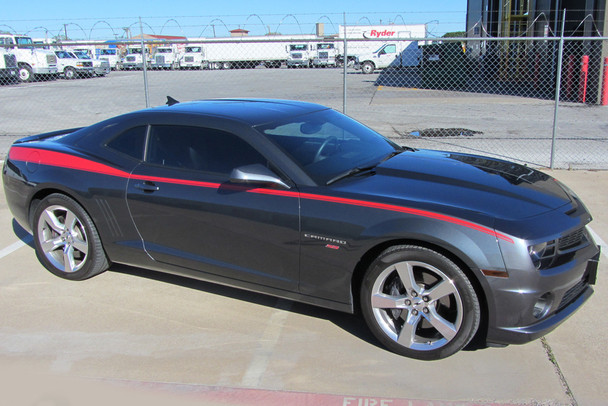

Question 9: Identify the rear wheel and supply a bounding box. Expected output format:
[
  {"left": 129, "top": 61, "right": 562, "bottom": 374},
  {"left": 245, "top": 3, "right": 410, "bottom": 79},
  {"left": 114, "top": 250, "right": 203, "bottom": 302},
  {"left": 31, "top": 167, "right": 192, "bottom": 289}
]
[
  {"left": 360, "top": 245, "right": 480, "bottom": 360},
  {"left": 33, "top": 194, "right": 109, "bottom": 281},
  {"left": 361, "top": 61, "right": 375, "bottom": 74}
]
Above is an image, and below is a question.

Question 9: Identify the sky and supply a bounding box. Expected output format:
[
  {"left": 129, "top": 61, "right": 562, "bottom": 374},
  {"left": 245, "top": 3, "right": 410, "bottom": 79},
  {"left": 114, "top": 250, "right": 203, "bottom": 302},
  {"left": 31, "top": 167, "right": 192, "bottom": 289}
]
[{"left": 0, "top": 0, "right": 468, "bottom": 40}]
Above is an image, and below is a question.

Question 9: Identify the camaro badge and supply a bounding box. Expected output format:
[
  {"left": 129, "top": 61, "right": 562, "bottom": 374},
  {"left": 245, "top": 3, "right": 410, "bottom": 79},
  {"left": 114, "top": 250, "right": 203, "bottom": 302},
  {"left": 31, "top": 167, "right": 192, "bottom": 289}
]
[{"left": 304, "top": 233, "right": 347, "bottom": 247}]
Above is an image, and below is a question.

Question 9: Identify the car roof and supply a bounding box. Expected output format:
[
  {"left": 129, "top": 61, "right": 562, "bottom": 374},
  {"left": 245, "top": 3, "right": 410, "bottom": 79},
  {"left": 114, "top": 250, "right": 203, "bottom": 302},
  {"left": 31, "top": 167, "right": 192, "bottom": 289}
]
[{"left": 147, "top": 99, "right": 330, "bottom": 127}]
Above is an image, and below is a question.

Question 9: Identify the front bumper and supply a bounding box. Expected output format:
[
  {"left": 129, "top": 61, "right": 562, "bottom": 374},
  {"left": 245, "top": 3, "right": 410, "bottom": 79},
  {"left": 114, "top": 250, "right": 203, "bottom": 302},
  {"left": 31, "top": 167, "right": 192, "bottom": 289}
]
[{"left": 486, "top": 245, "right": 600, "bottom": 345}]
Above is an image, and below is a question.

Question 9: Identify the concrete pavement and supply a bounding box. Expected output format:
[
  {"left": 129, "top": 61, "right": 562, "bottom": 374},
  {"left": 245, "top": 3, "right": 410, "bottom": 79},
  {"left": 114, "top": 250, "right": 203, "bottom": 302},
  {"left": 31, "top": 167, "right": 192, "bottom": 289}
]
[{"left": 0, "top": 167, "right": 606, "bottom": 406}]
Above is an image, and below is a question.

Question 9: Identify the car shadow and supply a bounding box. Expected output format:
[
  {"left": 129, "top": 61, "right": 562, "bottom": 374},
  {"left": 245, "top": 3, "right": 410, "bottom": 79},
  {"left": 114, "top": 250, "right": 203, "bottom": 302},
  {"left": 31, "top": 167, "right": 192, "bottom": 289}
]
[
  {"left": 9, "top": 219, "right": 488, "bottom": 356},
  {"left": 12, "top": 219, "right": 35, "bottom": 248},
  {"left": 109, "top": 263, "right": 383, "bottom": 351}
]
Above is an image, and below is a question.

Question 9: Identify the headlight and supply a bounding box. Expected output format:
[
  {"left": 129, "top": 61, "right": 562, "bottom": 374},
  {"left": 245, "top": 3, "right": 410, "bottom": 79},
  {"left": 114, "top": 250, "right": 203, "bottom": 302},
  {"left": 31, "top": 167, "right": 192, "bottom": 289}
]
[{"left": 528, "top": 240, "right": 556, "bottom": 270}]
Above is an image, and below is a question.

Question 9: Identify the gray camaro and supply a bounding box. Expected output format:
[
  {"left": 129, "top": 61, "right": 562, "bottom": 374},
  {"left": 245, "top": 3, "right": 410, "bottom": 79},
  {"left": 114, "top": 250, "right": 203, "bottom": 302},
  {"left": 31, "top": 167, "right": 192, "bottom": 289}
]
[{"left": 2, "top": 99, "right": 600, "bottom": 360}]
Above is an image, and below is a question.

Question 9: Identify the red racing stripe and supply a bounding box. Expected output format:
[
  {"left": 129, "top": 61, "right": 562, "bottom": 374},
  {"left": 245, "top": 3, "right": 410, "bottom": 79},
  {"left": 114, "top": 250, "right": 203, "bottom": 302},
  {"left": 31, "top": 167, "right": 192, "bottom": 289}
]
[{"left": 9, "top": 146, "right": 514, "bottom": 243}]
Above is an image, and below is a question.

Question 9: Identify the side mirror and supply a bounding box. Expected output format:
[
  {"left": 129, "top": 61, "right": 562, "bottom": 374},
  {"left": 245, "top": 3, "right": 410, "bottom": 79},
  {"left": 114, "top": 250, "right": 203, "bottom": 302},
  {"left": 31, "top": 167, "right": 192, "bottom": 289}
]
[{"left": 230, "top": 164, "right": 290, "bottom": 189}]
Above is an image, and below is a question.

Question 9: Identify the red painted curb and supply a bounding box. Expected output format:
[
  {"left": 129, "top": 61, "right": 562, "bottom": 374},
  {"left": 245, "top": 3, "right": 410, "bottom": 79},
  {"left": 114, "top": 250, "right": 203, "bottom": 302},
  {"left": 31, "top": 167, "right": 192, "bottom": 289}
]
[{"left": 105, "top": 379, "right": 522, "bottom": 406}]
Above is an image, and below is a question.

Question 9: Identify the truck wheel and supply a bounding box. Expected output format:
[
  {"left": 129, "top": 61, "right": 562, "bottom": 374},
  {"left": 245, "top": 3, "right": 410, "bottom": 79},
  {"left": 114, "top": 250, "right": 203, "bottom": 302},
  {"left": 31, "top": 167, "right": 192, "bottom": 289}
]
[
  {"left": 64, "top": 67, "right": 76, "bottom": 80},
  {"left": 18, "top": 65, "right": 34, "bottom": 82},
  {"left": 361, "top": 61, "right": 375, "bottom": 74}
]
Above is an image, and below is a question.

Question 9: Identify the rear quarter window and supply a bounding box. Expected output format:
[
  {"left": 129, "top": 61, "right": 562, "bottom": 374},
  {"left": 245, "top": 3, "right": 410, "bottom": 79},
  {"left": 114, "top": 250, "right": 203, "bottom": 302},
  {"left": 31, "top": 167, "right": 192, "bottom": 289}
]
[{"left": 105, "top": 126, "right": 147, "bottom": 160}]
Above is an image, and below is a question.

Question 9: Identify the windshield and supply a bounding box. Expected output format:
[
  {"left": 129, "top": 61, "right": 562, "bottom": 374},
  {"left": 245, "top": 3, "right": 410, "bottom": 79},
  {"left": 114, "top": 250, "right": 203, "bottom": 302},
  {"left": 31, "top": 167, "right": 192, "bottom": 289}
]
[
  {"left": 73, "top": 51, "right": 90, "bottom": 59},
  {"left": 16, "top": 37, "right": 34, "bottom": 49},
  {"left": 186, "top": 47, "right": 201, "bottom": 52},
  {"left": 99, "top": 49, "right": 116, "bottom": 55},
  {"left": 290, "top": 44, "right": 307, "bottom": 51},
  {"left": 157, "top": 48, "right": 172, "bottom": 53},
  {"left": 257, "top": 109, "right": 401, "bottom": 185},
  {"left": 318, "top": 44, "right": 334, "bottom": 50},
  {"left": 55, "top": 51, "right": 74, "bottom": 58}
]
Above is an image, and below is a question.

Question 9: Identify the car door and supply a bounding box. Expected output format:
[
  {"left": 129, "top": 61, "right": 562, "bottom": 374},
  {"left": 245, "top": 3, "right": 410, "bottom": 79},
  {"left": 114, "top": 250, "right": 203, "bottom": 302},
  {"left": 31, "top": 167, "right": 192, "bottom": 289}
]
[{"left": 126, "top": 124, "right": 301, "bottom": 292}]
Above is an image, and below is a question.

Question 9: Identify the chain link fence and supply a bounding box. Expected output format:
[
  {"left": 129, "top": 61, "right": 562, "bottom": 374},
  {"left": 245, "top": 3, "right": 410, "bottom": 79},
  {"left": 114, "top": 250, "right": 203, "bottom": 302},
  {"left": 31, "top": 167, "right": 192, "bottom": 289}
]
[{"left": 1, "top": 34, "right": 607, "bottom": 169}]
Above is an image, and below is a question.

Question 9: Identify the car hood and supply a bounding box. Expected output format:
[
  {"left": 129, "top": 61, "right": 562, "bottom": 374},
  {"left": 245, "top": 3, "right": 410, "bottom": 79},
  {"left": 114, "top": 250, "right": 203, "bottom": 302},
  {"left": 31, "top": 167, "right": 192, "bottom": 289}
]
[{"left": 334, "top": 150, "right": 572, "bottom": 222}]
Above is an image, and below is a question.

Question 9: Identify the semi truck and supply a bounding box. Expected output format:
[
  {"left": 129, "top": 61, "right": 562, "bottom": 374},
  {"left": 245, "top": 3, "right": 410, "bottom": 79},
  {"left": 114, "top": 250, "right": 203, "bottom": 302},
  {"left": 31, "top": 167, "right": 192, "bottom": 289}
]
[
  {"left": 179, "top": 46, "right": 205, "bottom": 69},
  {"left": 151, "top": 46, "right": 180, "bottom": 69},
  {"left": 0, "top": 34, "right": 58, "bottom": 82}
]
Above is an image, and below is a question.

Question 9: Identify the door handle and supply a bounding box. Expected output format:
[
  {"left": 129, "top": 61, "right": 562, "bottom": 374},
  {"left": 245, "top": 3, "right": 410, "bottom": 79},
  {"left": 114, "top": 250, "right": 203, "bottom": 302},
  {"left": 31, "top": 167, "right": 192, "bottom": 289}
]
[{"left": 134, "top": 181, "right": 159, "bottom": 192}]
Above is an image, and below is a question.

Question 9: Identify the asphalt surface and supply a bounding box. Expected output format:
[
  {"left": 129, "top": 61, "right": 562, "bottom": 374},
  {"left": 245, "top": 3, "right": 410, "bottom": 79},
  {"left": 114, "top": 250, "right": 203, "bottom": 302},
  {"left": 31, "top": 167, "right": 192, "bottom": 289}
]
[
  {"left": 1, "top": 68, "right": 607, "bottom": 405},
  {"left": 1, "top": 68, "right": 607, "bottom": 169}
]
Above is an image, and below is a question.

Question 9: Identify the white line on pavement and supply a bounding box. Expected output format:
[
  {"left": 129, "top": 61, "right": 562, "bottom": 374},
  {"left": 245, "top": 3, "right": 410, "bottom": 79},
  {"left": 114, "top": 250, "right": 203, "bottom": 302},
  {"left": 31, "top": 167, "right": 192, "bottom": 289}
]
[
  {"left": 0, "top": 236, "right": 33, "bottom": 260},
  {"left": 241, "top": 298, "right": 292, "bottom": 387}
]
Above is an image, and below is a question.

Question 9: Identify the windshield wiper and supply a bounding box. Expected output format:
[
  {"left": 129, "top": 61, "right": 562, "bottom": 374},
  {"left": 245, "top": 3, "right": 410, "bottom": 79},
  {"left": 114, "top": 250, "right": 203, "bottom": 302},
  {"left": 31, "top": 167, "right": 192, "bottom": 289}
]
[
  {"left": 326, "top": 164, "right": 378, "bottom": 185},
  {"left": 326, "top": 149, "right": 406, "bottom": 186}
]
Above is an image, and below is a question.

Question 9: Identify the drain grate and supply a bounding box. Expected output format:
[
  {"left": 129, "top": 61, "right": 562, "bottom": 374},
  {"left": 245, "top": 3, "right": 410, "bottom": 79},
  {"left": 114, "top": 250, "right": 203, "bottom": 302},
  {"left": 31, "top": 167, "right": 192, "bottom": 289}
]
[{"left": 408, "top": 128, "right": 483, "bottom": 137}]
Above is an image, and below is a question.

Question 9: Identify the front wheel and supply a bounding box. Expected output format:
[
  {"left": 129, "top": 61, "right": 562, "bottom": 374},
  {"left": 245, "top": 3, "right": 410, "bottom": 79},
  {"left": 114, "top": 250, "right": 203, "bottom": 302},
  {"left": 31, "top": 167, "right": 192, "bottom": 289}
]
[
  {"left": 18, "top": 65, "right": 34, "bottom": 82},
  {"left": 33, "top": 194, "right": 109, "bottom": 281},
  {"left": 64, "top": 67, "right": 76, "bottom": 80},
  {"left": 360, "top": 245, "right": 480, "bottom": 360}
]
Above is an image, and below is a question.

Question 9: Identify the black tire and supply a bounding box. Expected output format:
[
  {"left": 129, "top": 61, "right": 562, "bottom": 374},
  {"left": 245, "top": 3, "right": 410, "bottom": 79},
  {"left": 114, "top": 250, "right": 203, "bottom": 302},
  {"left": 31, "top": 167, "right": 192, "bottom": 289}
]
[
  {"left": 18, "top": 65, "right": 34, "bottom": 82},
  {"left": 33, "top": 194, "right": 109, "bottom": 281},
  {"left": 360, "top": 245, "right": 480, "bottom": 360},
  {"left": 361, "top": 61, "right": 375, "bottom": 74},
  {"left": 64, "top": 67, "right": 76, "bottom": 80}
]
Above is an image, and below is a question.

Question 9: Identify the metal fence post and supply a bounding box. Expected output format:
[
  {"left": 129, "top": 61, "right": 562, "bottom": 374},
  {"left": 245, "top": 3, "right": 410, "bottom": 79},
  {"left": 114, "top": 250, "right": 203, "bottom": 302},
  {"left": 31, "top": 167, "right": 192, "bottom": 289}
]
[
  {"left": 140, "top": 17, "right": 150, "bottom": 108},
  {"left": 550, "top": 9, "right": 566, "bottom": 169},
  {"left": 343, "top": 12, "right": 347, "bottom": 115}
]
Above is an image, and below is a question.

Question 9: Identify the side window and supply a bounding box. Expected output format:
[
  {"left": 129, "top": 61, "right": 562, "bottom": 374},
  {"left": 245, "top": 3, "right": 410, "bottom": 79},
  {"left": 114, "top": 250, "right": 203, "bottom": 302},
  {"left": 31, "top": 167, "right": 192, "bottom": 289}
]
[
  {"left": 384, "top": 45, "right": 397, "bottom": 54},
  {"left": 147, "top": 125, "right": 267, "bottom": 176},
  {"left": 106, "top": 126, "right": 147, "bottom": 160}
]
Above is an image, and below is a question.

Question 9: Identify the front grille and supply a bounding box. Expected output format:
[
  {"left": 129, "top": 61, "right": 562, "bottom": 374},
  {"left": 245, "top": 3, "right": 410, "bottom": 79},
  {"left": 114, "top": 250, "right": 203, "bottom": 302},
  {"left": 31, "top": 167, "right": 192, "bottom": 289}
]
[
  {"left": 557, "top": 278, "right": 587, "bottom": 311},
  {"left": 559, "top": 228, "right": 585, "bottom": 250},
  {"left": 126, "top": 56, "right": 136, "bottom": 62},
  {"left": 535, "top": 227, "right": 589, "bottom": 269},
  {"left": 185, "top": 56, "right": 194, "bottom": 62},
  {"left": 292, "top": 53, "right": 302, "bottom": 59},
  {"left": 4, "top": 54, "right": 17, "bottom": 68},
  {"left": 156, "top": 55, "right": 165, "bottom": 64},
  {"left": 46, "top": 54, "right": 57, "bottom": 64},
  {"left": 319, "top": 52, "right": 329, "bottom": 59}
]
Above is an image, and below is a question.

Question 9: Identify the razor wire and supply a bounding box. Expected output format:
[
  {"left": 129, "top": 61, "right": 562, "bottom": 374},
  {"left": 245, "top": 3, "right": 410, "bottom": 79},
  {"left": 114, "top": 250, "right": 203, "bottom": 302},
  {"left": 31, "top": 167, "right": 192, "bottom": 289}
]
[{"left": 1, "top": 35, "right": 607, "bottom": 170}]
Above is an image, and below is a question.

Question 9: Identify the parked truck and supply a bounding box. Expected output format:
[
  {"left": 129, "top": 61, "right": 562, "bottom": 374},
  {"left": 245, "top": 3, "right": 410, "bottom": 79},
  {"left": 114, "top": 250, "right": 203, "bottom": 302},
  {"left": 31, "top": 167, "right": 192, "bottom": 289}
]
[
  {"left": 312, "top": 43, "right": 337, "bottom": 67},
  {"left": 0, "top": 34, "right": 57, "bottom": 82},
  {"left": 287, "top": 44, "right": 312, "bottom": 68},
  {"left": 353, "top": 41, "right": 422, "bottom": 74},
  {"left": 122, "top": 47, "right": 150, "bottom": 70},
  {"left": 151, "top": 46, "right": 180, "bottom": 69},
  {"left": 53, "top": 50, "right": 94, "bottom": 79},
  {"left": 179, "top": 46, "right": 205, "bottom": 69}
]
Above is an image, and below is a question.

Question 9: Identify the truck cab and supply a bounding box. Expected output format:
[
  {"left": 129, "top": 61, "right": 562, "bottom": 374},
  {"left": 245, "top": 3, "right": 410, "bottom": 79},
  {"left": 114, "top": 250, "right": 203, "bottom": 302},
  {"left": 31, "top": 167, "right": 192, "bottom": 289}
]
[
  {"left": 95, "top": 48, "right": 121, "bottom": 70},
  {"left": 0, "top": 34, "right": 58, "bottom": 82},
  {"left": 287, "top": 44, "right": 311, "bottom": 68},
  {"left": 123, "top": 47, "right": 150, "bottom": 70},
  {"left": 312, "top": 43, "right": 337, "bottom": 67},
  {"left": 151, "top": 46, "right": 179, "bottom": 69},
  {"left": 179, "top": 46, "right": 205, "bottom": 69}
]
